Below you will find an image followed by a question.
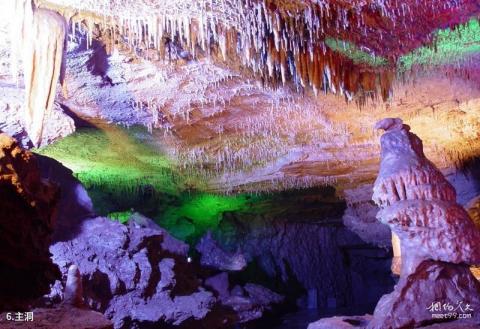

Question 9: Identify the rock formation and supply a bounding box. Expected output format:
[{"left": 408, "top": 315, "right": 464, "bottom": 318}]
[
  {"left": 196, "top": 231, "right": 247, "bottom": 271},
  {"left": 49, "top": 214, "right": 284, "bottom": 328},
  {"left": 211, "top": 209, "right": 394, "bottom": 311},
  {"left": 368, "top": 118, "right": 480, "bottom": 328},
  {"left": 12, "top": 0, "right": 67, "bottom": 147},
  {"left": 0, "top": 133, "right": 60, "bottom": 311},
  {"left": 372, "top": 117, "right": 480, "bottom": 276},
  {"left": 49, "top": 217, "right": 215, "bottom": 328},
  {"left": 64, "top": 264, "right": 84, "bottom": 307}
]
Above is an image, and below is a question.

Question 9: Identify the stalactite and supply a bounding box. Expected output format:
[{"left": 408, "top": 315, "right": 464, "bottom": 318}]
[{"left": 13, "top": 0, "right": 67, "bottom": 147}]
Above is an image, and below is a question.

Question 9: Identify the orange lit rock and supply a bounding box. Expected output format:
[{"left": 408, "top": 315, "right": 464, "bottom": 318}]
[
  {"left": 368, "top": 119, "right": 480, "bottom": 328},
  {"left": 13, "top": 0, "right": 67, "bottom": 147},
  {"left": 0, "top": 133, "right": 60, "bottom": 311}
]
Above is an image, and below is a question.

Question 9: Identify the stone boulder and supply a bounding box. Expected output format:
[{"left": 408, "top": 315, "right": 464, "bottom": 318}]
[
  {"left": 369, "top": 260, "right": 480, "bottom": 329},
  {"left": 196, "top": 231, "right": 247, "bottom": 271},
  {"left": 0, "top": 133, "right": 60, "bottom": 311},
  {"left": 50, "top": 216, "right": 216, "bottom": 328}
]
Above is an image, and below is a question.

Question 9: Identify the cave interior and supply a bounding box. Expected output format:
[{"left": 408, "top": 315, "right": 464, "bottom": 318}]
[{"left": 1, "top": 0, "right": 480, "bottom": 328}]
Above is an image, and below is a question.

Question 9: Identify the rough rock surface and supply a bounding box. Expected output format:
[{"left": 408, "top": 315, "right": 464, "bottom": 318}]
[
  {"left": 342, "top": 184, "right": 391, "bottom": 248},
  {"left": 0, "top": 306, "right": 113, "bottom": 329},
  {"left": 308, "top": 316, "right": 480, "bottom": 329},
  {"left": 467, "top": 196, "right": 480, "bottom": 227},
  {"left": 12, "top": 0, "right": 68, "bottom": 147},
  {"left": 213, "top": 210, "right": 394, "bottom": 310},
  {"left": 369, "top": 260, "right": 480, "bottom": 329},
  {"left": 0, "top": 133, "right": 60, "bottom": 311},
  {"left": 221, "top": 283, "right": 284, "bottom": 323},
  {"left": 196, "top": 231, "right": 247, "bottom": 271},
  {"left": 372, "top": 118, "right": 480, "bottom": 276},
  {"left": 49, "top": 216, "right": 217, "bottom": 328},
  {"left": 368, "top": 118, "right": 480, "bottom": 328},
  {"left": 0, "top": 88, "right": 75, "bottom": 148}
]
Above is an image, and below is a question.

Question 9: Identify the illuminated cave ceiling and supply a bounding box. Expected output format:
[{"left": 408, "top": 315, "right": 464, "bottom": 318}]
[{"left": 3, "top": 0, "right": 480, "bottom": 193}]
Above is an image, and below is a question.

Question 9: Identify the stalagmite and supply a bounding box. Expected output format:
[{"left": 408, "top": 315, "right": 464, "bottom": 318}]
[
  {"left": 13, "top": 0, "right": 67, "bottom": 147},
  {"left": 63, "top": 264, "right": 84, "bottom": 307},
  {"left": 368, "top": 118, "right": 480, "bottom": 328}
]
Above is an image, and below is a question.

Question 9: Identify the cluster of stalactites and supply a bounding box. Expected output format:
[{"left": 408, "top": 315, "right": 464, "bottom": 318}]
[
  {"left": 44, "top": 0, "right": 467, "bottom": 101},
  {"left": 40, "top": 0, "right": 389, "bottom": 101}
]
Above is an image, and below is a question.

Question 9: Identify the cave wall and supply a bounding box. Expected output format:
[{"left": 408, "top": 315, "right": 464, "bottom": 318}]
[
  {"left": 210, "top": 189, "right": 395, "bottom": 311},
  {"left": 0, "top": 134, "right": 60, "bottom": 310}
]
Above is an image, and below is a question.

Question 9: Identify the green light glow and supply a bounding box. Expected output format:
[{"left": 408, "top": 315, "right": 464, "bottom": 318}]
[
  {"left": 108, "top": 210, "right": 134, "bottom": 224},
  {"left": 327, "top": 19, "right": 480, "bottom": 72},
  {"left": 325, "top": 38, "right": 389, "bottom": 67},
  {"left": 399, "top": 18, "right": 480, "bottom": 71},
  {"left": 158, "top": 193, "right": 264, "bottom": 240},
  {"left": 37, "top": 125, "right": 269, "bottom": 242}
]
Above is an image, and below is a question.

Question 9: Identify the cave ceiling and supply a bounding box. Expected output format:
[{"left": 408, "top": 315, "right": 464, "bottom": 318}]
[{"left": 2, "top": 0, "right": 480, "bottom": 194}]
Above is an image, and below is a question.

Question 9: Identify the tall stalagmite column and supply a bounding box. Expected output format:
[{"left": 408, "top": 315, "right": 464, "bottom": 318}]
[
  {"left": 12, "top": 0, "right": 67, "bottom": 147},
  {"left": 368, "top": 118, "right": 480, "bottom": 328}
]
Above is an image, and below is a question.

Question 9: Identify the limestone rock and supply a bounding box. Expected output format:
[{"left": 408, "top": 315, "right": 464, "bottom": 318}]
[
  {"left": 212, "top": 213, "right": 393, "bottom": 310},
  {"left": 63, "top": 264, "right": 84, "bottom": 307},
  {"left": 127, "top": 214, "right": 190, "bottom": 256},
  {"left": 50, "top": 216, "right": 216, "bottom": 328},
  {"left": 0, "top": 133, "right": 60, "bottom": 311},
  {"left": 368, "top": 118, "right": 480, "bottom": 328},
  {"left": 466, "top": 196, "right": 480, "bottom": 228},
  {"left": 368, "top": 260, "right": 480, "bottom": 329},
  {"left": 205, "top": 273, "right": 230, "bottom": 300},
  {"left": 372, "top": 118, "right": 480, "bottom": 275},
  {"left": 0, "top": 93, "right": 75, "bottom": 149},
  {"left": 13, "top": 0, "right": 68, "bottom": 147},
  {"left": 307, "top": 315, "right": 373, "bottom": 329},
  {"left": 196, "top": 231, "right": 247, "bottom": 271},
  {"left": 221, "top": 283, "right": 284, "bottom": 323},
  {"left": 343, "top": 184, "right": 391, "bottom": 247},
  {"left": 243, "top": 283, "right": 284, "bottom": 306},
  {"left": 307, "top": 315, "right": 480, "bottom": 329}
]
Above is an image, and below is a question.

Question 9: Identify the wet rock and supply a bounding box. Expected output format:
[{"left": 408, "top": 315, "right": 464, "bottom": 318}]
[
  {"left": 342, "top": 184, "right": 391, "bottom": 248},
  {"left": 0, "top": 133, "right": 60, "bottom": 311},
  {"left": 222, "top": 296, "right": 264, "bottom": 323},
  {"left": 213, "top": 213, "right": 393, "bottom": 309},
  {"left": 196, "top": 231, "right": 247, "bottom": 271},
  {"left": 373, "top": 118, "right": 480, "bottom": 273}
]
